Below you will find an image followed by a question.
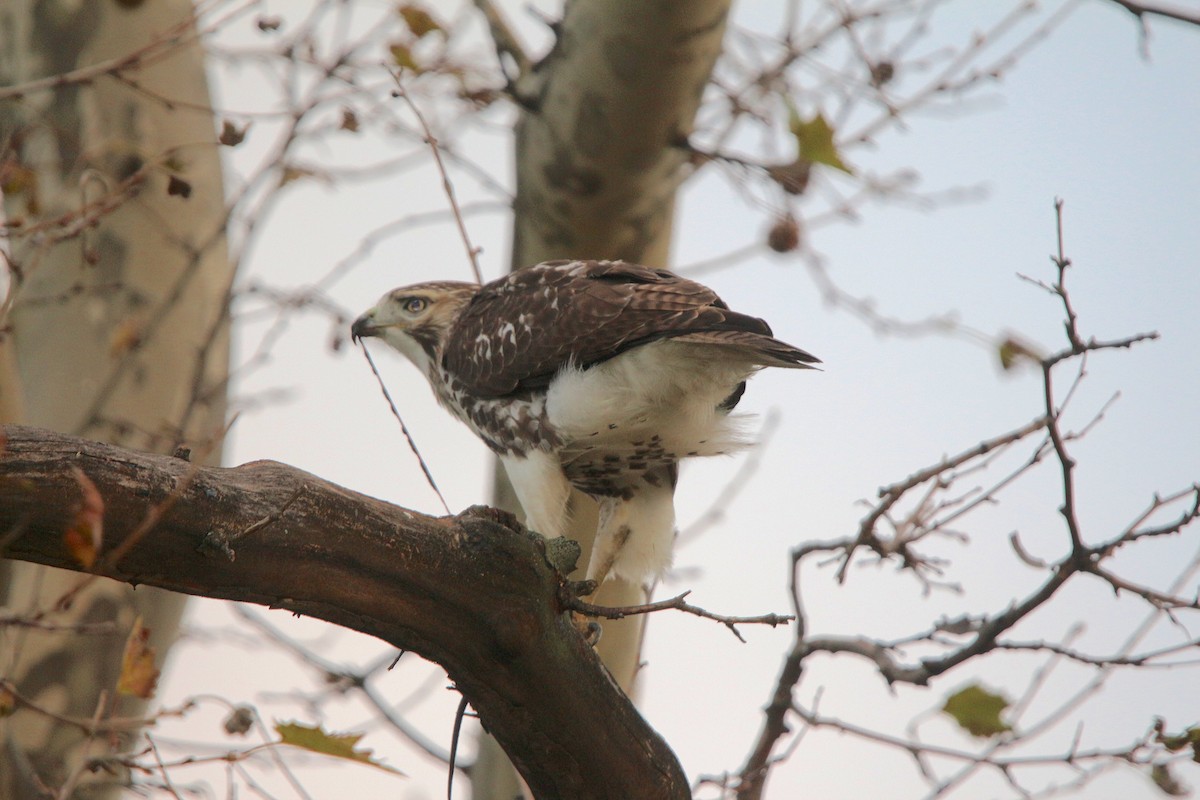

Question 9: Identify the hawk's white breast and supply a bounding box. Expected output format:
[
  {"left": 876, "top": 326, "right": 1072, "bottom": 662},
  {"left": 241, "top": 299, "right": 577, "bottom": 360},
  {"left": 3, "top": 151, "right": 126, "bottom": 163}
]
[{"left": 545, "top": 340, "right": 757, "bottom": 458}]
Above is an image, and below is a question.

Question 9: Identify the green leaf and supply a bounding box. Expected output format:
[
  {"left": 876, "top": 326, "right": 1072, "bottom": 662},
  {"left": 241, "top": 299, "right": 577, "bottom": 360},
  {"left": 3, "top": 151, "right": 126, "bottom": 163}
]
[
  {"left": 786, "top": 103, "right": 852, "bottom": 175},
  {"left": 942, "top": 684, "right": 1012, "bottom": 738},
  {"left": 275, "top": 721, "right": 404, "bottom": 775},
  {"left": 1151, "top": 763, "right": 1189, "bottom": 796},
  {"left": 1155, "top": 720, "right": 1200, "bottom": 762},
  {"left": 997, "top": 336, "right": 1042, "bottom": 370}
]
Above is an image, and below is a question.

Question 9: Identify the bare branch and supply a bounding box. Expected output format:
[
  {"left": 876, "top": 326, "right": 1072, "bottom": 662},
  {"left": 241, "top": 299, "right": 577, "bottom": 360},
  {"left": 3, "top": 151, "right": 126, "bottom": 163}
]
[
  {"left": 1104, "top": 0, "right": 1200, "bottom": 27},
  {"left": 568, "top": 590, "right": 793, "bottom": 643}
]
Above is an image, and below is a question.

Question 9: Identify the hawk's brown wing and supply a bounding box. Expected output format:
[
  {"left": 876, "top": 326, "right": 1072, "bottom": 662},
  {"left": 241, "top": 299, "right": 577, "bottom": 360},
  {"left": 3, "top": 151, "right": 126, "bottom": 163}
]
[{"left": 443, "top": 260, "right": 818, "bottom": 398}]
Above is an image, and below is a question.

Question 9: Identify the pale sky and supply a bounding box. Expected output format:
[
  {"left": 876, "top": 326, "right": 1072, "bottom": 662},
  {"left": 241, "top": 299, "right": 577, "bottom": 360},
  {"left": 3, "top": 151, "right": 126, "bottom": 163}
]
[{"left": 150, "top": 3, "right": 1200, "bottom": 798}]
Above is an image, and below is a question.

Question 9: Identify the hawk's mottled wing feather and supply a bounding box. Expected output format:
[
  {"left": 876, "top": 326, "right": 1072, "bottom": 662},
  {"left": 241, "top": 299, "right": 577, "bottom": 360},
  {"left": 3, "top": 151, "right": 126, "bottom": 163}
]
[{"left": 444, "top": 260, "right": 818, "bottom": 398}]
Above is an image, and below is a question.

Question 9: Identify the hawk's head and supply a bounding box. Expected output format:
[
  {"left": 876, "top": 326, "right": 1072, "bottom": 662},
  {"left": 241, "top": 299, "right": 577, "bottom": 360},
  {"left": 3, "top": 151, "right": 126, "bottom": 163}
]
[{"left": 351, "top": 281, "right": 477, "bottom": 373}]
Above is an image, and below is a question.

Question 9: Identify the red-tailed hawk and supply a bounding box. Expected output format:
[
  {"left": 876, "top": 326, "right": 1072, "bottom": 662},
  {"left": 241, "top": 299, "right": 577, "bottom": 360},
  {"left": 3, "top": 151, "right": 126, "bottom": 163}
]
[{"left": 351, "top": 259, "right": 818, "bottom": 588}]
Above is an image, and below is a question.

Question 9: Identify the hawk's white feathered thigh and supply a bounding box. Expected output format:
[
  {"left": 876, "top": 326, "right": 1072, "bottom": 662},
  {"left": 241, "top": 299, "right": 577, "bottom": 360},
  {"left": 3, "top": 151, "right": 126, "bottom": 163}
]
[{"left": 499, "top": 450, "right": 571, "bottom": 540}]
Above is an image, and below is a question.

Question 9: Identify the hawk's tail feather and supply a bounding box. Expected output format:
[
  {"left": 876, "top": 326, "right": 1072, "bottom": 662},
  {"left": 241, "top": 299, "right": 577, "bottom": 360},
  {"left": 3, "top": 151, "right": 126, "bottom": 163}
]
[{"left": 670, "top": 330, "right": 821, "bottom": 369}]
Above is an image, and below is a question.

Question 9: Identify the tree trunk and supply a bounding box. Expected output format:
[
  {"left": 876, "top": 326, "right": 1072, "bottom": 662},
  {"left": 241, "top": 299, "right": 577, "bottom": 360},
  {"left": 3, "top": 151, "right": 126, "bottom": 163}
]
[
  {"left": 0, "top": 2, "right": 231, "bottom": 797},
  {"left": 479, "top": 0, "right": 732, "bottom": 795}
]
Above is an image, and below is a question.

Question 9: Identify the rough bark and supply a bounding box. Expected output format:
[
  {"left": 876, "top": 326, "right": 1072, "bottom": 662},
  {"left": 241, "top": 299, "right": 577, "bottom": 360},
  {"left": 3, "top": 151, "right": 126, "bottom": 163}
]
[
  {"left": 0, "top": 2, "right": 232, "bottom": 796},
  {"left": 0, "top": 424, "right": 690, "bottom": 800}
]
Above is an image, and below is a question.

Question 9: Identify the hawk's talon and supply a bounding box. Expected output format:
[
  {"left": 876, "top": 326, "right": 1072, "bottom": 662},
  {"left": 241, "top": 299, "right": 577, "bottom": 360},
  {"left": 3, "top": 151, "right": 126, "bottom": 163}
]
[
  {"left": 569, "top": 578, "right": 598, "bottom": 598},
  {"left": 570, "top": 616, "right": 603, "bottom": 646}
]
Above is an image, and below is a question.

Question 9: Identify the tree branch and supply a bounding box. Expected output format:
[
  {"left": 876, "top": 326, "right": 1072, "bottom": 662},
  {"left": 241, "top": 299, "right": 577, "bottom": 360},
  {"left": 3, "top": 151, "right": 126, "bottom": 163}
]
[
  {"left": 1104, "top": 0, "right": 1200, "bottom": 28},
  {"left": 0, "top": 424, "right": 689, "bottom": 800}
]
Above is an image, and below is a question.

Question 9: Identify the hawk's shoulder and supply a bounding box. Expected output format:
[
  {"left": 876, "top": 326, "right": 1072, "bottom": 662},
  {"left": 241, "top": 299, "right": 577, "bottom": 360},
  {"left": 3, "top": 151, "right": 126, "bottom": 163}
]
[{"left": 443, "top": 260, "right": 805, "bottom": 398}]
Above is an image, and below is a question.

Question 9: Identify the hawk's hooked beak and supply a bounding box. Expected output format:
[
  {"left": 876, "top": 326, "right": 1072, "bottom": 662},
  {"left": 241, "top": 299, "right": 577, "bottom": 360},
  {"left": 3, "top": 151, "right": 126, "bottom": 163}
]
[{"left": 350, "top": 310, "right": 380, "bottom": 343}]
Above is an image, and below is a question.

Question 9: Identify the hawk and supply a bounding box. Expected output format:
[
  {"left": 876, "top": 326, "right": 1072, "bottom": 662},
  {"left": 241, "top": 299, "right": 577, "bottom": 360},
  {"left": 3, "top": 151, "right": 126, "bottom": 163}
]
[{"left": 351, "top": 259, "right": 818, "bottom": 588}]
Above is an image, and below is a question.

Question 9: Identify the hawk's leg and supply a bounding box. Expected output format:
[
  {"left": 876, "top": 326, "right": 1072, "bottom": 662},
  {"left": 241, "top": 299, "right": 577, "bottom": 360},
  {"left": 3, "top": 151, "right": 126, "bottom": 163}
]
[
  {"left": 589, "top": 475, "right": 676, "bottom": 589},
  {"left": 500, "top": 450, "right": 571, "bottom": 539}
]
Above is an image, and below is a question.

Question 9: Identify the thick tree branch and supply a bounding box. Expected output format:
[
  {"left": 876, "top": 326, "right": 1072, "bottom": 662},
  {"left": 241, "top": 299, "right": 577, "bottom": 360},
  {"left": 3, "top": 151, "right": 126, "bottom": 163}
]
[{"left": 0, "top": 424, "right": 689, "bottom": 800}]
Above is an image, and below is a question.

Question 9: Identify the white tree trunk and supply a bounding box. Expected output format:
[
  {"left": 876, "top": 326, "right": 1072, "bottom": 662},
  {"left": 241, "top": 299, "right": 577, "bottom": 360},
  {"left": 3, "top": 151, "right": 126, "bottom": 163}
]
[
  {"left": 0, "top": 2, "right": 231, "bottom": 796},
  {"left": 480, "top": 1, "right": 732, "bottom": 795}
]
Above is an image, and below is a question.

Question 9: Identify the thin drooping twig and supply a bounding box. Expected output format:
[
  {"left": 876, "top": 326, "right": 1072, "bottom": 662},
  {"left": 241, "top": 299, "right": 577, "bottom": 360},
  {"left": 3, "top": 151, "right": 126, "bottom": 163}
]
[
  {"left": 359, "top": 344, "right": 451, "bottom": 515},
  {"left": 447, "top": 693, "right": 470, "bottom": 800},
  {"left": 390, "top": 72, "right": 484, "bottom": 285}
]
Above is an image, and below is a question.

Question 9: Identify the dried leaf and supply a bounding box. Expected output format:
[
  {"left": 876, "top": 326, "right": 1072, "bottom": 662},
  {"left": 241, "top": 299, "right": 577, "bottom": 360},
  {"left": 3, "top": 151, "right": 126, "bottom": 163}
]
[
  {"left": 786, "top": 103, "right": 853, "bottom": 175},
  {"left": 389, "top": 42, "right": 420, "bottom": 72},
  {"left": 65, "top": 466, "right": 103, "bottom": 569},
  {"left": 117, "top": 616, "right": 160, "bottom": 699},
  {"left": 276, "top": 721, "right": 404, "bottom": 774},
  {"left": 340, "top": 107, "right": 360, "bottom": 133},
  {"left": 1, "top": 158, "right": 41, "bottom": 213},
  {"left": 224, "top": 705, "right": 255, "bottom": 736},
  {"left": 280, "top": 164, "right": 330, "bottom": 187},
  {"left": 766, "top": 159, "right": 811, "bottom": 195},
  {"left": 767, "top": 215, "right": 802, "bottom": 253},
  {"left": 166, "top": 174, "right": 192, "bottom": 198},
  {"left": 1, "top": 159, "right": 36, "bottom": 195},
  {"left": 398, "top": 5, "right": 442, "bottom": 38},
  {"left": 108, "top": 317, "right": 143, "bottom": 357},
  {"left": 942, "top": 684, "right": 1012, "bottom": 738},
  {"left": 0, "top": 684, "right": 15, "bottom": 718},
  {"left": 219, "top": 120, "right": 248, "bottom": 147}
]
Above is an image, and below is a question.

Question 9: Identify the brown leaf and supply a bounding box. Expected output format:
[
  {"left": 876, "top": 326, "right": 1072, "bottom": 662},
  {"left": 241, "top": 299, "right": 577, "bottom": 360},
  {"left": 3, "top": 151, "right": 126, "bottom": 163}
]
[
  {"left": 108, "top": 317, "right": 143, "bottom": 357},
  {"left": 117, "top": 616, "right": 160, "bottom": 699},
  {"left": 65, "top": 466, "right": 103, "bottom": 569},
  {"left": 398, "top": 5, "right": 442, "bottom": 38},
  {"left": 340, "top": 107, "right": 360, "bottom": 133},
  {"left": 389, "top": 42, "right": 420, "bottom": 72},
  {"left": 766, "top": 159, "right": 812, "bottom": 196},
  {"left": 224, "top": 705, "right": 255, "bottom": 736},
  {"left": 281, "top": 164, "right": 315, "bottom": 187},
  {"left": 166, "top": 174, "right": 192, "bottom": 198},
  {"left": 219, "top": 120, "right": 248, "bottom": 147},
  {"left": 767, "top": 215, "right": 802, "bottom": 253},
  {"left": 0, "top": 684, "right": 15, "bottom": 718}
]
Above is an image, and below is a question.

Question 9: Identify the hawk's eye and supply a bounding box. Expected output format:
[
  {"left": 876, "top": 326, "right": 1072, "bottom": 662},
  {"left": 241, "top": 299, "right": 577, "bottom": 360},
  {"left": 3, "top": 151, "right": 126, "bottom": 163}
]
[{"left": 402, "top": 297, "right": 428, "bottom": 314}]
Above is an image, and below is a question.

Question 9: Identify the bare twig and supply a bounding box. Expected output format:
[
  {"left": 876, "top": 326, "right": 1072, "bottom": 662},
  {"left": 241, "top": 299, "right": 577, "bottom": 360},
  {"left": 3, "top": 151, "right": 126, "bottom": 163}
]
[
  {"left": 358, "top": 343, "right": 452, "bottom": 515},
  {"left": 1105, "top": 0, "right": 1200, "bottom": 27},
  {"left": 390, "top": 74, "right": 484, "bottom": 285},
  {"left": 568, "top": 590, "right": 793, "bottom": 644}
]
